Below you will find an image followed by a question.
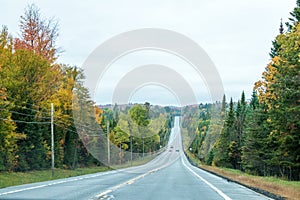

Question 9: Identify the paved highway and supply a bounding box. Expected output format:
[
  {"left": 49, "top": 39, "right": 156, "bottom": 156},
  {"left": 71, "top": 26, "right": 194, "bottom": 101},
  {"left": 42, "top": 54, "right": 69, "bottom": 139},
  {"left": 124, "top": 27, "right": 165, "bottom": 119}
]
[{"left": 0, "top": 117, "right": 271, "bottom": 200}]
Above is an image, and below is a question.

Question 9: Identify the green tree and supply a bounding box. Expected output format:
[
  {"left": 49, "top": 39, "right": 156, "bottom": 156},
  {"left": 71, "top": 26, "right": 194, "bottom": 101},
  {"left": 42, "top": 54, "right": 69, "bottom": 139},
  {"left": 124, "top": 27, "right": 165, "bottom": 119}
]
[
  {"left": 242, "top": 98, "right": 270, "bottom": 176},
  {"left": 0, "top": 89, "right": 19, "bottom": 171},
  {"left": 221, "top": 94, "right": 226, "bottom": 118},
  {"left": 249, "top": 90, "right": 259, "bottom": 110},
  {"left": 266, "top": 23, "right": 300, "bottom": 180},
  {"left": 50, "top": 66, "right": 84, "bottom": 168},
  {"left": 128, "top": 104, "right": 150, "bottom": 127},
  {"left": 0, "top": 48, "right": 58, "bottom": 171},
  {"left": 129, "top": 104, "right": 150, "bottom": 156},
  {"left": 213, "top": 98, "right": 236, "bottom": 168},
  {"left": 0, "top": 27, "right": 19, "bottom": 171},
  {"left": 286, "top": 0, "right": 300, "bottom": 31},
  {"left": 253, "top": 3, "right": 300, "bottom": 179},
  {"left": 0, "top": 5, "right": 103, "bottom": 172}
]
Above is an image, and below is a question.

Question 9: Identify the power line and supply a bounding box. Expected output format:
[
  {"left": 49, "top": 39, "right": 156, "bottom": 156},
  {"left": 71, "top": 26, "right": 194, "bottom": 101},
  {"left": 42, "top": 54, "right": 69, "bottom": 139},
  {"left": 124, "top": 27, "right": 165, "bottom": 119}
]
[
  {"left": 53, "top": 115, "right": 75, "bottom": 123},
  {"left": 0, "top": 95, "right": 105, "bottom": 131},
  {"left": 54, "top": 123, "right": 103, "bottom": 136},
  {"left": 54, "top": 117, "right": 91, "bottom": 130},
  {"left": 54, "top": 113, "right": 106, "bottom": 133},
  {"left": 0, "top": 98, "right": 51, "bottom": 116},
  {"left": 54, "top": 119, "right": 102, "bottom": 132},
  {"left": 0, "top": 93, "right": 51, "bottom": 112},
  {"left": 54, "top": 123, "right": 78, "bottom": 134},
  {"left": 0, "top": 117, "right": 50, "bottom": 124},
  {"left": 0, "top": 101, "right": 51, "bottom": 116},
  {"left": 0, "top": 108, "right": 51, "bottom": 119},
  {"left": 54, "top": 121, "right": 103, "bottom": 133},
  {"left": 0, "top": 107, "right": 105, "bottom": 134}
]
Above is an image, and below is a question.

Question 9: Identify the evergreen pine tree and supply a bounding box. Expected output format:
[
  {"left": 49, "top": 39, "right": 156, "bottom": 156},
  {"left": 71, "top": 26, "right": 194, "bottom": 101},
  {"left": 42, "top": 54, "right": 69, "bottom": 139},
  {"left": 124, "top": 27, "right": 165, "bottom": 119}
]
[{"left": 213, "top": 98, "right": 236, "bottom": 168}]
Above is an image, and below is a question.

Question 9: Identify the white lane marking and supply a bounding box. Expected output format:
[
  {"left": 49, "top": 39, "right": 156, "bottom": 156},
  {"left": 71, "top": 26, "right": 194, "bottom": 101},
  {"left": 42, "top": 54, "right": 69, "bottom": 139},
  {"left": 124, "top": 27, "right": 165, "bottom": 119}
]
[
  {"left": 0, "top": 184, "right": 48, "bottom": 196},
  {"left": 181, "top": 157, "right": 232, "bottom": 200},
  {"left": 93, "top": 167, "right": 161, "bottom": 199},
  {"left": 0, "top": 171, "right": 117, "bottom": 196},
  {"left": 93, "top": 152, "right": 181, "bottom": 199}
]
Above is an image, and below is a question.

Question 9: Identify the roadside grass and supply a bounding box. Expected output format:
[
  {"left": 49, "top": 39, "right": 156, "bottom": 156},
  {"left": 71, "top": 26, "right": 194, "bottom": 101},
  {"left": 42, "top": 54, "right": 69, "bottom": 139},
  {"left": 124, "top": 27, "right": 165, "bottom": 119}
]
[
  {"left": 200, "top": 165, "right": 300, "bottom": 200},
  {"left": 0, "top": 166, "right": 109, "bottom": 189},
  {"left": 0, "top": 155, "right": 157, "bottom": 189},
  {"left": 186, "top": 151, "right": 300, "bottom": 200},
  {"left": 110, "top": 156, "right": 155, "bottom": 169}
]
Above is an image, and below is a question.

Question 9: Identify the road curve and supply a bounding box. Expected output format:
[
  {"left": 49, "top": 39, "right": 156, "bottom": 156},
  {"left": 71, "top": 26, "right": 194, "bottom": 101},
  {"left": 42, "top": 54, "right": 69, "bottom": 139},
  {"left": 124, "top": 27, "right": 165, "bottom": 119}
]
[{"left": 0, "top": 117, "right": 272, "bottom": 200}]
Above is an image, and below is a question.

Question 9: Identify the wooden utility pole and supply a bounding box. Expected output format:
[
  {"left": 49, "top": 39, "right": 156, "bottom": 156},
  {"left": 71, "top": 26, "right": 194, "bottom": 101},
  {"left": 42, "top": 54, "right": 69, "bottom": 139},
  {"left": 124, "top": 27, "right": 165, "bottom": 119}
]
[
  {"left": 128, "top": 121, "right": 132, "bottom": 166},
  {"left": 107, "top": 121, "right": 110, "bottom": 166},
  {"left": 51, "top": 103, "right": 54, "bottom": 177}
]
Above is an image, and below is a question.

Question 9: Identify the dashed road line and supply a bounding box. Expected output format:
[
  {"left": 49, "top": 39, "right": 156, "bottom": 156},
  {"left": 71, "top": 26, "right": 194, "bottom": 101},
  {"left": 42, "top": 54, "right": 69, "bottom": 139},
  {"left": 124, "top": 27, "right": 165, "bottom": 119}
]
[{"left": 92, "top": 162, "right": 171, "bottom": 200}]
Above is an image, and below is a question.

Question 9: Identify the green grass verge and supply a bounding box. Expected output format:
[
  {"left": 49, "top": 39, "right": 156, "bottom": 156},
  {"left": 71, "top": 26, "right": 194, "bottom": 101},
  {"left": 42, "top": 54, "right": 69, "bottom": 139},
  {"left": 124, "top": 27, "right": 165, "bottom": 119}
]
[
  {"left": 0, "top": 166, "right": 109, "bottom": 189},
  {"left": 0, "top": 155, "right": 158, "bottom": 189},
  {"left": 110, "top": 155, "right": 156, "bottom": 169}
]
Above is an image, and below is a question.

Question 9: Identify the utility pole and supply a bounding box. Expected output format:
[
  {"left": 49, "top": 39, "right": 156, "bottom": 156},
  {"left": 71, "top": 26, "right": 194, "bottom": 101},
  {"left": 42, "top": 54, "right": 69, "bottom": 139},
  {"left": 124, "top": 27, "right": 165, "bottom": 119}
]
[
  {"left": 128, "top": 121, "right": 132, "bottom": 167},
  {"left": 142, "top": 134, "right": 144, "bottom": 158},
  {"left": 51, "top": 103, "right": 54, "bottom": 177},
  {"left": 119, "top": 143, "right": 122, "bottom": 165},
  {"left": 72, "top": 103, "right": 82, "bottom": 169},
  {"left": 107, "top": 121, "right": 110, "bottom": 166}
]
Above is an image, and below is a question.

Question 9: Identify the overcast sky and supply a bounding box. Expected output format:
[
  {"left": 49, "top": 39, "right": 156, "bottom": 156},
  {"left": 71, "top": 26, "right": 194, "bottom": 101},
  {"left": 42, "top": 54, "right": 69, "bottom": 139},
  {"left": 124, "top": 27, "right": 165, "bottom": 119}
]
[{"left": 1, "top": 0, "right": 296, "bottom": 105}]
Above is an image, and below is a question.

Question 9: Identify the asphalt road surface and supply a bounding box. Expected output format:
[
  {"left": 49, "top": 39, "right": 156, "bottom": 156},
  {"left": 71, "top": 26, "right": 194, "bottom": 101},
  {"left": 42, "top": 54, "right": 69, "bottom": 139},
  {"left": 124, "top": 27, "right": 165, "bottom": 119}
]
[{"left": 0, "top": 117, "right": 272, "bottom": 200}]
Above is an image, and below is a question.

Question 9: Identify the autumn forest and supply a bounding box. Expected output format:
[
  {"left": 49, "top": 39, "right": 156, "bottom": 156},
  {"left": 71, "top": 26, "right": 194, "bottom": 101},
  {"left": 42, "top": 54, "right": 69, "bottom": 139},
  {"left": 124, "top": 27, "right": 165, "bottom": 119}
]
[{"left": 0, "top": 2, "right": 299, "bottom": 183}]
